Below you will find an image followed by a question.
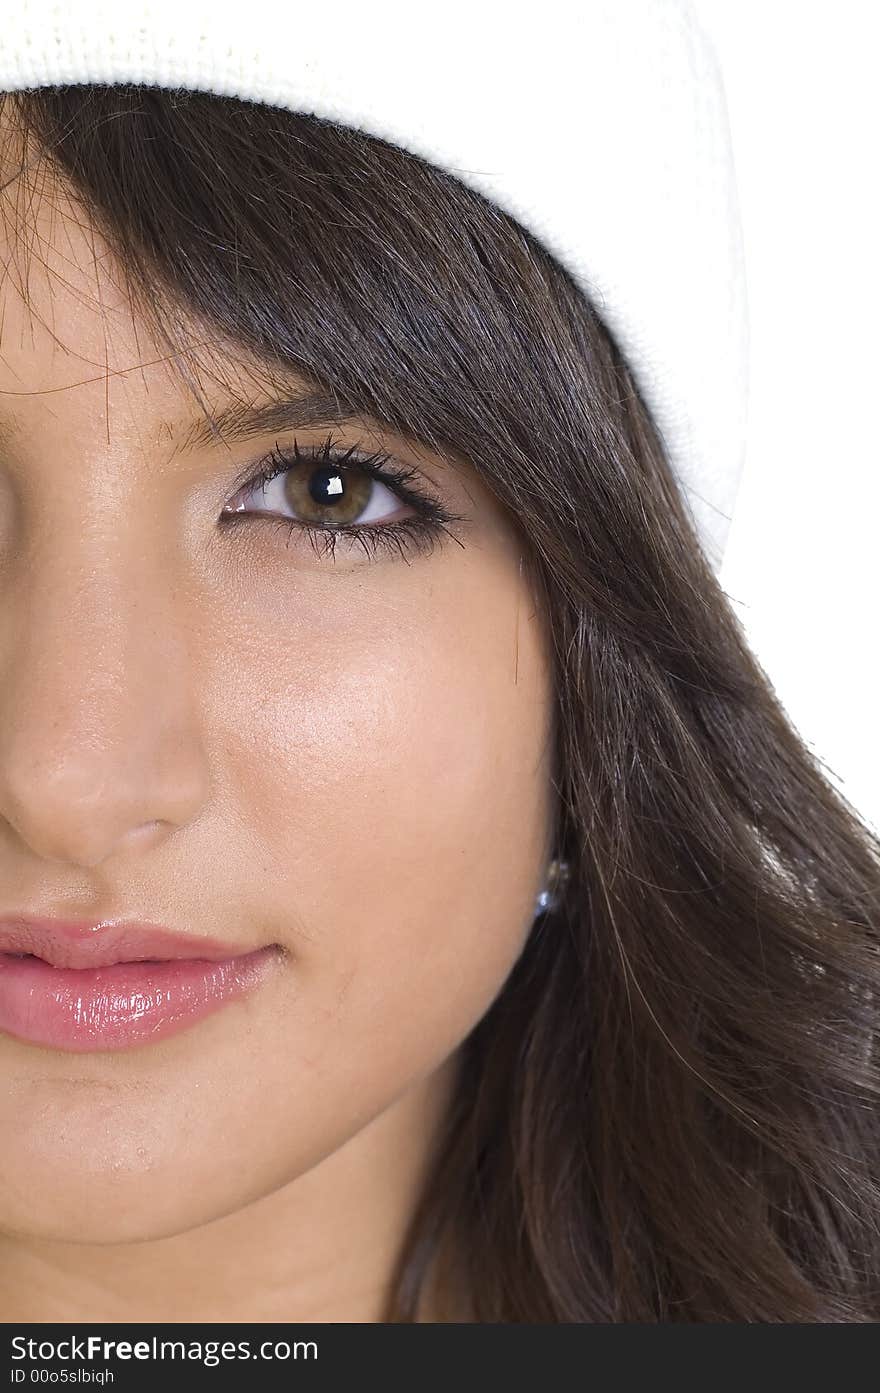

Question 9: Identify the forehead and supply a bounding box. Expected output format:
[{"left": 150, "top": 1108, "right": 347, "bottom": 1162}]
[
  {"left": 0, "top": 124, "right": 294, "bottom": 443},
  {"left": 0, "top": 107, "right": 504, "bottom": 527}
]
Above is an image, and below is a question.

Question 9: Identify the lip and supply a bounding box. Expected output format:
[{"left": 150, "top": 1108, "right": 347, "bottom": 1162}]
[{"left": 0, "top": 915, "right": 282, "bottom": 1053}]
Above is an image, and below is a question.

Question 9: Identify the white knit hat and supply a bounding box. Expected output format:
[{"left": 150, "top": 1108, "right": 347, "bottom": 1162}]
[{"left": 0, "top": 0, "right": 749, "bottom": 575}]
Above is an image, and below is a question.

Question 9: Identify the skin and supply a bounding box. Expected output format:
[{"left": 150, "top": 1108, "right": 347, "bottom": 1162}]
[{"left": 0, "top": 137, "right": 555, "bottom": 1321}]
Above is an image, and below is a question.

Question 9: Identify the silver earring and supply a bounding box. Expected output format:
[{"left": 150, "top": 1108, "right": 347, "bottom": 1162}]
[{"left": 534, "top": 857, "right": 570, "bottom": 917}]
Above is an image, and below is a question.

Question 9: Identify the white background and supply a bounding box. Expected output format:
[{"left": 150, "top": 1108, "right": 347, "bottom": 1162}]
[{"left": 693, "top": 0, "right": 878, "bottom": 836}]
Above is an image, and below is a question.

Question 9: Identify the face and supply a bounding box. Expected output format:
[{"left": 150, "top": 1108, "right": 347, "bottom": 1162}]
[{"left": 0, "top": 142, "right": 555, "bottom": 1244}]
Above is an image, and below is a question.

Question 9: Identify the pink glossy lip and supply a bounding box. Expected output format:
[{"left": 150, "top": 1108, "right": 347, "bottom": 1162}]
[{"left": 0, "top": 916, "right": 281, "bottom": 1053}]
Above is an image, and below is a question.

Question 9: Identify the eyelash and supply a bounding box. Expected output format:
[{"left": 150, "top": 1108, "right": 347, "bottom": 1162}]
[{"left": 220, "top": 432, "right": 467, "bottom": 564}]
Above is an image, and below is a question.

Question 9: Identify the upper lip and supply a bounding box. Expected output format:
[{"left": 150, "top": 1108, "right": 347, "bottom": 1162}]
[{"left": 0, "top": 916, "right": 261, "bottom": 970}]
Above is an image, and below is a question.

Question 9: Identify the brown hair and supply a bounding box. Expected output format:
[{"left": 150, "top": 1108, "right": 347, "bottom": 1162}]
[{"left": 3, "top": 83, "right": 879, "bottom": 1322}]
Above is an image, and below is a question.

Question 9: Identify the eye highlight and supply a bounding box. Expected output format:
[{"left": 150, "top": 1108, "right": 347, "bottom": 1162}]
[{"left": 221, "top": 432, "right": 467, "bottom": 564}]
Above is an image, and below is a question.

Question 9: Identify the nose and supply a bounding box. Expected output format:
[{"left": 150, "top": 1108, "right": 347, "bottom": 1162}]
[{"left": 0, "top": 521, "right": 210, "bottom": 868}]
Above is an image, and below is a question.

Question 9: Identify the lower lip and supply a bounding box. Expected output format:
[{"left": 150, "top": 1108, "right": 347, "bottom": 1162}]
[{"left": 0, "top": 947, "right": 280, "bottom": 1053}]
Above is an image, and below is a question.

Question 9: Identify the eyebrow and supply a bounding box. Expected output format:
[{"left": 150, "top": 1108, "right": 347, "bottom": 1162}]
[
  {"left": 168, "top": 389, "right": 371, "bottom": 456},
  {"left": 0, "top": 387, "right": 370, "bottom": 456}
]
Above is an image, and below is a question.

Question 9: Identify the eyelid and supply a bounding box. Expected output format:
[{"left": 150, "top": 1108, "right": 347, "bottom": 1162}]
[{"left": 228, "top": 432, "right": 455, "bottom": 518}]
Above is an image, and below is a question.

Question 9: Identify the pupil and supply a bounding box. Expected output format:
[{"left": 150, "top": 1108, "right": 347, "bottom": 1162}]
[{"left": 308, "top": 466, "right": 346, "bottom": 507}]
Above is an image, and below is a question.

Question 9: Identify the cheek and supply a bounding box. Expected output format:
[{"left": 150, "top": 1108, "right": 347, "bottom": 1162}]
[
  {"left": 212, "top": 544, "right": 554, "bottom": 1073},
  {"left": 0, "top": 543, "right": 556, "bottom": 1243}
]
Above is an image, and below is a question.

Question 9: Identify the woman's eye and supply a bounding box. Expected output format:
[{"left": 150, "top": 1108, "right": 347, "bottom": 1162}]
[
  {"left": 218, "top": 436, "right": 469, "bottom": 566},
  {"left": 226, "top": 453, "right": 410, "bottom": 530}
]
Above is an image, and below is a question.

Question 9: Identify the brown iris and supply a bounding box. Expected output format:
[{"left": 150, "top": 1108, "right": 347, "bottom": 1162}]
[{"left": 282, "top": 461, "right": 373, "bottom": 527}]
